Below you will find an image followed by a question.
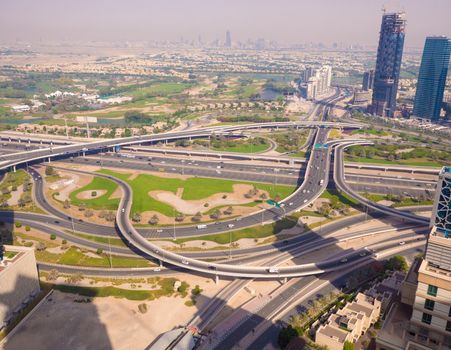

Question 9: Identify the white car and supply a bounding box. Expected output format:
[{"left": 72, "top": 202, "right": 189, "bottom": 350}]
[
  {"left": 399, "top": 241, "right": 406, "bottom": 246},
  {"left": 303, "top": 199, "right": 308, "bottom": 203},
  {"left": 182, "top": 260, "right": 189, "bottom": 265},
  {"left": 153, "top": 267, "right": 161, "bottom": 272},
  {"left": 359, "top": 252, "right": 366, "bottom": 257},
  {"left": 289, "top": 202, "right": 293, "bottom": 206},
  {"left": 121, "top": 208, "right": 125, "bottom": 213},
  {"left": 228, "top": 224, "right": 235, "bottom": 228},
  {"left": 156, "top": 229, "right": 163, "bottom": 233}
]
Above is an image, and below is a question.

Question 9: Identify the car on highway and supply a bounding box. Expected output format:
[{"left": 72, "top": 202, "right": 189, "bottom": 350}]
[
  {"left": 228, "top": 224, "right": 235, "bottom": 228},
  {"left": 340, "top": 258, "right": 348, "bottom": 263},
  {"left": 399, "top": 241, "right": 406, "bottom": 245},
  {"left": 121, "top": 208, "right": 125, "bottom": 213},
  {"left": 153, "top": 267, "right": 161, "bottom": 272},
  {"left": 182, "top": 259, "right": 189, "bottom": 265},
  {"left": 197, "top": 224, "right": 207, "bottom": 229},
  {"left": 359, "top": 252, "right": 366, "bottom": 257},
  {"left": 156, "top": 229, "right": 163, "bottom": 233},
  {"left": 268, "top": 267, "right": 279, "bottom": 273}
]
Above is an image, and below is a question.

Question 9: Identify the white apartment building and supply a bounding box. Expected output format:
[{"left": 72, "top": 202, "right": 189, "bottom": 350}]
[{"left": 299, "top": 65, "right": 332, "bottom": 100}]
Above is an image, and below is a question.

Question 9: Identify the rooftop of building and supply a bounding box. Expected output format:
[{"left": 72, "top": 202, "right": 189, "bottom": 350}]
[
  {"left": 0, "top": 245, "right": 34, "bottom": 274},
  {"left": 317, "top": 324, "right": 349, "bottom": 343}
]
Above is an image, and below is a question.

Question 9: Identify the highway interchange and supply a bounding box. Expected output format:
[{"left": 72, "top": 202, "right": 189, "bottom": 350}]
[{"left": 0, "top": 91, "right": 439, "bottom": 348}]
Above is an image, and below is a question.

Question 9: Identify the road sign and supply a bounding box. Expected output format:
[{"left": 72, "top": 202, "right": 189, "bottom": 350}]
[{"left": 266, "top": 199, "right": 281, "bottom": 208}]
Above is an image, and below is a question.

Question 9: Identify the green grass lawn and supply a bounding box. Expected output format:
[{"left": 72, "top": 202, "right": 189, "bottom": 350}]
[
  {"left": 69, "top": 176, "right": 119, "bottom": 210},
  {"left": 345, "top": 156, "right": 444, "bottom": 168},
  {"left": 129, "top": 82, "right": 192, "bottom": 100},
  {"left": 14, "top": 231, "right": 150, "bottom": 268},
  {"left": 211, "top": 141, "right": 270, "bottom": 153},
  {"left": 98, "top": 169, "right": 294, "bottom": 216},
  {"left": 70, "top": 231, "right": 128, "bottom": 247},
  {"left": 168, "top": 215, "right": 299, "bottom": 245},
  {"left": 39, "top": 246, "right": 151, "bottom": 268},
  {"left": 53, "top": 277, "right": 183, "bottom": 301}
]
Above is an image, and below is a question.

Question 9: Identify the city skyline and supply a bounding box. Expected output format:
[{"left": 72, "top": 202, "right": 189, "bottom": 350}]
[{"left": 1, "top": 0, "right": 451, "bottom": 48}]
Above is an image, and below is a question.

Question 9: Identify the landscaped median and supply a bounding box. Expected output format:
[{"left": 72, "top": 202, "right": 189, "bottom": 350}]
[
  {"left": 13, "top": 230, "right": 153, "bottom": 268},
  {"left": 65, "top": 168, "right": 295, "bottom": 226}
]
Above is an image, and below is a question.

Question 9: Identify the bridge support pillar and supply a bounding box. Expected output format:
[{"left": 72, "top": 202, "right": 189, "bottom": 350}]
[
  {"left": 82, "top": 151, "right": 85, "bottom": 157},
  {"left": 47, "top": 157, "right": 51, "bottom": 163},
  {"left": 159, "top": 260, "right": 163, "bottom": 267},
  {"left": 215, "top": 275, "right": 219, "bottom": 285},
  {"left": 282, "top": 277, "right": 288, "bottom": 284},
  {"left": 18, "top": 139, "right": 21, "bottom": 143},
  {"left": 12, "top": 165, "right": 16, "bottom": 173},
  {"left": 40, "top": 140, "right": 43, "bottom": 145}
]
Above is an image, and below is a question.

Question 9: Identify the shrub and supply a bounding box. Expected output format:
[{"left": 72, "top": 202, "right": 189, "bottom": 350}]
[
  {"left": 192, "top": 285, "right": 203, "bottom": 296},
  {"left": 25, "top": 226, "right": 31, "bottom": 232},
  {"left": 62, "top": 239, "right": 67, "bottom": 245},
  {"left": 84, "top": 209, "right": 94, "bottom": 218},
  {"left": 91, "top": 191, "right": 97, "bottom": 197},
  {"left": 36, "top": 242, "right": 47, "bottom": 251},
  {"left": 96, "top": 248, "right": 103, "bottom": 255},
  {"left": 47, "top": 269, "right": 59, "bottom": 281},
  {"left": 138, "top": 303, "right": 148, "bottom": 314},
  {"left": 50, "top": 234, "right": 56, "bottom": 240},
  {"left": 45, "top": 166, "right": 55, "bottom": 176},
  {"left": 148, "top": 214, "right": 159, "bottom": 225},
  {"left": 15, "top": 222, "right": 22, "bottom": 228}
]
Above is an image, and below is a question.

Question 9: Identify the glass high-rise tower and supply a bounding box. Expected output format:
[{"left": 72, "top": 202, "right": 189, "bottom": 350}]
[
  {"left": 371, "top": 12, "right": 406, "bottom": 117},
  {"left": 413, "top": 36, "right": 451, "bottom": 121}
]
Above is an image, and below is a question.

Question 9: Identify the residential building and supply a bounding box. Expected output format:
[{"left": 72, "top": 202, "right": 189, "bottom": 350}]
[
  {"left": 299, "top": 65, "right": 332, "bottom": 100},
  {"left": 371, "top": 12, "right": 406, "bottom": 117},
  {"left": 363, "top": 69, "right": 375, "bottom": 91},
  {"left": 316, "top": 293, "right": 381, "bottom": 350},
  {"left": 0, "top": 245, "right": 40, "bottom": 330},
  {"left": 377, "top": 167, "right": 451, "bottom": 350},
  {"left": 413, "top": 37, "right": 451, "bottom": 121}
]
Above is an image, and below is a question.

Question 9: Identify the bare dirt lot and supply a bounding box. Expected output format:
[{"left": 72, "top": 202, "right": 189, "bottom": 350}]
[{"left": 4, "top": 275, "right": 226, "bottom": 350}]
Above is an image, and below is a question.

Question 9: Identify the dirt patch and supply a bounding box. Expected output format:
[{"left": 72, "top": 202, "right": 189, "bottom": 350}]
[
  {"left": 84, "top": 252, "right": 102, "bottom": 259},
  {"left": 4, "top": 277, "right": 226, "bottom": 350},
  {"left": 8, "top": 184, "right": 24, "bottom": 206},
  {"left": 110, "top": 186, "right": 122, "bottom": 199},
  {"left": 148, "top": 184, "right": 267, "bottom": 215},
  {"left": 141, "top": 204, "right": 260, "bottom": 225},
  {"left": 76, "top": 189, "right": 107, "bottom": 200}
]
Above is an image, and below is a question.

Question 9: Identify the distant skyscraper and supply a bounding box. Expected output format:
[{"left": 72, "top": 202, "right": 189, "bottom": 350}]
[
  {"left": 371, "top": 12, "right": 406, "bottom": 117},
  {"left": 225, "top": 30, "right": 232, "bottom": 48},
  {"left": 413, "top": 36, "right": 451, "bottom": 121},
  {"left": 362, "top": 70, "right": 375, "bottom": 91}
]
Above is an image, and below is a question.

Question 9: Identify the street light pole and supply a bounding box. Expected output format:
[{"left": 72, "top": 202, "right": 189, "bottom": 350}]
[
  {"left": 173, "top": 208, "right": 176, "bottom": 241},
  {"left": 229, "top": 230, "right": 232, "bottom": 260}
]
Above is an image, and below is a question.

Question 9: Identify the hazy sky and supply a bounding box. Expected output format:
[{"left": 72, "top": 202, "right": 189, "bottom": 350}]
[{"left": 1, "top": 0, "right": 450, "bottom": 48}]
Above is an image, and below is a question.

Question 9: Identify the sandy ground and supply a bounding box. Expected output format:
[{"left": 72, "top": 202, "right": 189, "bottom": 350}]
[
  {"left": 141, "top": 204, "right": 258, "bottom": 225},
  {"left": 284, "top": 97, "right": 312, "bottom": 114},
  {"left": 149, "top": 184, "right": 269, "bottom": 215},
  {"left": 76, "top": 189, "right": 107, "bottom": 200},
  {"left": 7, "top": 185, "right": 24, "bottom": 206},
  {"left": 4, "top": 276, "right": 227, "bottom": 350}
]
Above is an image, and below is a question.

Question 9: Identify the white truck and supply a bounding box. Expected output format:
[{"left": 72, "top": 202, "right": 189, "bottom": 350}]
[
  {"left": 268, "top": 267, "right": 279, "bottom": 273},
  {"left": 319, "top": 179, "right": 324, "bottom": 186},
  {"left": 197, "top": 224, "right": 207, "bottom": 230}
]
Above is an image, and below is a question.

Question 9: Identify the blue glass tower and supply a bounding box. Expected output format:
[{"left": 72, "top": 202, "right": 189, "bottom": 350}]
[
  {"left": 413, "top": 36, "right": 451, "bottom": 121},
  {"left": 371, "top": 12, "right": 406, "bottom": 117}
]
